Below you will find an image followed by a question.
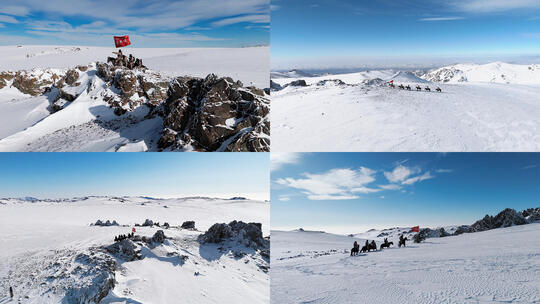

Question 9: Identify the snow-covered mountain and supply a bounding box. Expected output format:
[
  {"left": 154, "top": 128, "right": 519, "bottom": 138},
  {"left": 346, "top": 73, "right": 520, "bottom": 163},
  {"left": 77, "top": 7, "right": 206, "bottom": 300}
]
[
  {"left": 270, "top": 69, "right": 315, "bottom": 79},
  {"left": 271, "top": 62, "right": 540, "bottom": 152},
  {"left": 423, "top": 62, "right": 540, "bottom": 84},
  {"left": 0, "top": 196, "right": 269, "bottom": 303},
  {"left": 0, "top": 46, "right": 270, "bottom": 152}
]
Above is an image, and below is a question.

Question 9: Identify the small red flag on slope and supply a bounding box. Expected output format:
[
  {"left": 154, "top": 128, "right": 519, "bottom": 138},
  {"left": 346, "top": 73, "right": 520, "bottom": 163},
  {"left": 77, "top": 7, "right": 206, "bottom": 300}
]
[
  {"left": 411, "top": 226, "right": 420, "bottom": 232},
  {"left": 389, "top": 80, "right": 394, "bottom": 83},
  {"left": 132, "top": 227, "right": 136, "bottom": 233},
  {"left": 114, "top": 35, "right": 131, "bottom": 48}
]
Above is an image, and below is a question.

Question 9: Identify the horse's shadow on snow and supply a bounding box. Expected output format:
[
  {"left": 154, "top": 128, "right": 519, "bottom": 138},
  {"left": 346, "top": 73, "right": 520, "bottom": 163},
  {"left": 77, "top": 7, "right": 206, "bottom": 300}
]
[{"left": 198, "top": 242, "right": 257, "bottom": 262}]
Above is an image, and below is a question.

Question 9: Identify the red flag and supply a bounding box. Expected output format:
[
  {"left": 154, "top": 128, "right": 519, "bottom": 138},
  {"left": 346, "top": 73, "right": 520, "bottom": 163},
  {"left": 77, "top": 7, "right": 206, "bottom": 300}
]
[
  {"left": 132, "top": 227, "right": 136, "bottom": 233},
  {"left": 114, "top": 35, "right": 131, "bottom": 48},
  {"left": 411, "top": 226, "right": 419, "bottom": 232},
  {"left": 389, "top": 80, "right": 394, "bottom": 83}
]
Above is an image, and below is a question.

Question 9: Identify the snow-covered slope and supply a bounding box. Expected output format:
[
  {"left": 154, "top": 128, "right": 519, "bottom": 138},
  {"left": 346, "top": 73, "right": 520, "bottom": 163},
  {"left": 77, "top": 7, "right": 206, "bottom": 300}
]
[
  {"left": 423, "top": 62, "right": 540, "bottom": 84},
  {"left": 271, "top": 223, "right": 540, "bottom": 304},
  {"left": 271, "top": 64, "right": 540, "bottom": 152},
  {"left": 0, "top": 196, "right": 269, "bottom": 303}
]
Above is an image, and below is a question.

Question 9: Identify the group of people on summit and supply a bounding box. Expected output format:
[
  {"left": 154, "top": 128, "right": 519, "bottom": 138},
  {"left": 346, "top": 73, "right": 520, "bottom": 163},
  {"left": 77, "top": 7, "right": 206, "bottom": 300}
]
[
  {"left": 350, "top": 234, "right": 408, "bottom": 256},
  {"left": 107, "top": 49, "right": 146, "bottom": 69}
]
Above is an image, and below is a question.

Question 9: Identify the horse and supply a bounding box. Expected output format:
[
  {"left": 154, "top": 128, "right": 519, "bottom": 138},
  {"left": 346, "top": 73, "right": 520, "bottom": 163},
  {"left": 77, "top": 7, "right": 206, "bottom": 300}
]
[
  {"left": 389, "top": 83, "right": 395, "bottom": 88},
  {"left": 406, "top": 85, "right": 411, "bottom": 90},
  {"left": 351, "top": 245, "right": 360, "bottom": 256},
  {"left": 416, "top": 85, "right": 422, "bottom": 91},
  {"left": 368, "top": 242, "right": 377, "bottom": 252},
  {"left": 107, "top": 56, "right": 116, "bottom": 65},
  {"left": 360, "top": 245, "right": 368, "bottom": 253},
  {"left": 398, "top": 237, "right": 408, "bottom": 247},
  {"left": 398, "top": 84, "right": 405, "bottom": 89},
  {"left": 436, "top": 87, "right": 442, "bottom": 92},
  {"left": 380, "top": 241, "right": 394, "bottom": 250},
  {"left": 425, "top": 86, "right": 431, "bottom": 92}
]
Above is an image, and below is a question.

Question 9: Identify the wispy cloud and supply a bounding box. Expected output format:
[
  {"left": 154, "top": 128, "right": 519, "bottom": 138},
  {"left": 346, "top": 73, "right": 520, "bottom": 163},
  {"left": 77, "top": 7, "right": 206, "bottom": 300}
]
[
  {"left": 271, "top": 153, "right": 302, "bottom": 171},
  {"left": 278, "top": 195, "right": 290, "bottom": 201},
  {"left": 0, "top": 0, "right": 269, "bottom": 47},
  {"left": 521, "top": 164, "right": 538, "bottom": 170},
  {"left": 419, "top": 16, "right": 464, "bottom": 21},
  {"left": 211, "top": 14, "right": 269, "bottom": 27},
  {"left": 453, "top": 0, "right": 540, "bottom": 13},
  {"left": 436, "top": 169, "right": 453, "bottom": 173},
  {"left": 276, "top": 167, "right": 379, "bottom": 200},
  {"left": 0, "top": 14, "right": 19, "bottom": 24}
]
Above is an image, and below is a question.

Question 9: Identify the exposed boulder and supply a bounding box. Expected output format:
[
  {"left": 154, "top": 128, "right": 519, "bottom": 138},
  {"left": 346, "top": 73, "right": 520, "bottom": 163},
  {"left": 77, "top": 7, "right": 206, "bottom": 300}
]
[
  {"left": 142, "top": 219, "right": 154, "bottom": 227},
  {"left": 64, "top": 69, "right": 79, "bottom": 86},
  {"left": 96, "top": 62, "right": 112, "bottom": 82},
  {"left": 285, "top": 79, "right": 307, "bottom": 87},
  {"left": 63, "top": 250, "right": 116, "bottom": 304},
  {"left": 104, "top": 239, "right": 141, "bottom": 261},
  {"left": 152, "top": 230, "right": 166, "bottom": 243},
  {"left": 93, "top": 219, "right": 119, "bottom": 226},
  {"left": 199, "top": 220, "right": 265, "bottom": 248},
  {"left": 270, "top": 80, "right": 283, "bottom": 91},
  {"left": 181, "top": 221, "right": 195, "bottom": 229},
  {"left": 316, "top": 79, "right": 346, "bottom": 86}
]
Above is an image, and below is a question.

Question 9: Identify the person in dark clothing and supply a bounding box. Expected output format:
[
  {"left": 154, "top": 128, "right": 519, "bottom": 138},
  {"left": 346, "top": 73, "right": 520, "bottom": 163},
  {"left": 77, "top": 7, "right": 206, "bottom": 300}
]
[
  {"left": 365, "top": 240, "right": 369, "bottom": 249},
  {"left": 9, "top": 286, "right": 13, "bottom": 298}
]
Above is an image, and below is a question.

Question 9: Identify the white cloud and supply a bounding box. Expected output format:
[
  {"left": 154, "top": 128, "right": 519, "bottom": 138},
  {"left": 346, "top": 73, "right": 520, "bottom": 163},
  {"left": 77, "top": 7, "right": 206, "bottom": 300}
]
[
  {"left": 276, "top": 167, "right": 378, "bottom": 200},
  {"left": 454, "top": 0, "right": 540, "bottom": 13},
  {"left": 0, "top": 14, "right": 19, "bottom": 23},
  {"left": 278, "top": 196, "right": 290, "bottom": 201},
  {"left": 436, "top": 169, "right": 453, "bottom": 173},
  {"left": 384, "top": 165, "right": 434, "bottom": 186},
  {"left": 419, "top": 16, "right": 464, "bottom": 21},
  {"left": 383, "top": 165, "right": 418, "bottom": 183},
  {"left": 271, "top": 153, "right": 301, "bottom": 171}
]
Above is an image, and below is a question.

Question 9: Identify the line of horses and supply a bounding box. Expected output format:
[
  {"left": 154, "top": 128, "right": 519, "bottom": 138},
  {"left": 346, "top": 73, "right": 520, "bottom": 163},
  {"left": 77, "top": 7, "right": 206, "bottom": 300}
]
[
  {"left": 350, "top": 236, "right": 409, "bottom": 256},
  {"left": 389, "top": 83, "right": 441, "bottom": 92}
]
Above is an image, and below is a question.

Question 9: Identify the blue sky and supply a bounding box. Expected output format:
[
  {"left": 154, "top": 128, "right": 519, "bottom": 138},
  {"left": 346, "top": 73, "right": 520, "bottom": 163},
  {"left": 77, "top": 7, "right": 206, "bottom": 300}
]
[
  {"left": 271, "top": 153, "right": 540, "bottom": 234},
  {"left": 0, "top": 0, "right": 269, "bottom": 47},
  {"left": 0, "top": 153, "right": 269, "bottom": 200},
  {"left": 271, "top": 0, "right": 540, "bottom": 69}
]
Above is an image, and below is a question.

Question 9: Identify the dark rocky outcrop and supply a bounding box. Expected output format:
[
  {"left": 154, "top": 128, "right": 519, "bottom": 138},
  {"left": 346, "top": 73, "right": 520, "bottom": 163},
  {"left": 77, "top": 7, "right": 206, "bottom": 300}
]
[
  {"left": 104, "top": 239, "right": 141, "bottom": 261},
  {"left": 152, "top": 230, "right": 166, "bottom": 243},
  {"left": 316, "top": 79, "right": 346, "bottom": 86},
  {"left": 64, "top": 69, "right": 79, "bottom": 86},
  {"left": 158, "top": 74, "right": 269, "bottom": 151},
  {"left": 63, "top": 250, "right": 116, "bottom": 304},
  {"left": 181, "top": 221, "right": 195, "bottom": 229},
  {"left": 142, "top": 219, "right": 154, "bottom": 227},
  {"left": 284, "top": 79, "right": 307, "bottom": 87},
  {"left": 199, "top": 220, "right": 265, "bottom": 248},
  {"left": 93, "top": 219, "right": 119, "bottom": 226},
  {"left": 270, "top": 80, "right": 283, "bottom": 91},
  {"left": 468, "top": 208, "right": 527, "bottom": 232}
]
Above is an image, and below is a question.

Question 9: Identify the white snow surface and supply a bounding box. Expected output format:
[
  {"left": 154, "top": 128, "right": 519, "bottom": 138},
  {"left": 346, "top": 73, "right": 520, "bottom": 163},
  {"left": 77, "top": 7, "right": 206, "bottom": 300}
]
[
  {"left": 0, "top": 196, "right": 269, "bottom": 303},
  {"left": 0, "top": 45, "right": 269, "bottom": 88},
  {"left": 272, "top": 63, "right": 540, "bottom": 152},
  {"left": 271, "top": 224, "right": 540, "bottom": 304}
]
